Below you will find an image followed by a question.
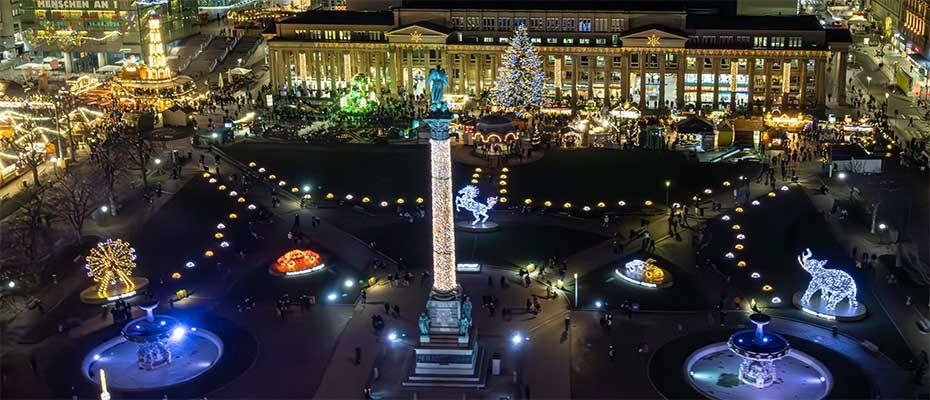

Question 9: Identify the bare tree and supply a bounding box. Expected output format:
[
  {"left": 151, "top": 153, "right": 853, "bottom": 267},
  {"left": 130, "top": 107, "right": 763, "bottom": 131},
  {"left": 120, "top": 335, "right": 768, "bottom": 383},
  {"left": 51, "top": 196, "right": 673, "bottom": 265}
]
[
  {"left": 2, "top": 187, "right": 47, "bottom": 266},
  {"left": 115, "top": 123, "right": 162, "bottom": 192},
  {"left": 0, "top": 118, "right": 50, "bottom": 188},
  {"left": 47, "top": 167, "right": 101, "bottom": 242},
  {"left": 89, "top": 123, "right": 126, "bottom": 216}
]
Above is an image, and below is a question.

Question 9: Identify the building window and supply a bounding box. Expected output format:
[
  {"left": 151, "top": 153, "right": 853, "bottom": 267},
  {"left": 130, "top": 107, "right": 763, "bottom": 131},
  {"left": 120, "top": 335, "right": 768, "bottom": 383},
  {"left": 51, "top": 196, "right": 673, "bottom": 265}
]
[
  {"left": 452, "top": 68, "right": 460, "bottom": 79},
  {"left": 483, "top": 17, "right": 495, "bottom": 30},
  {"left": 596, "top": 56, "right": 605, "bottom": 67},
  {"left": 547, "top": 37, "right": 558, "bottom": 44},
  {"left": 770, "top": 37, "right": 785, "bottom": 48},
  {"left": 612, "top": 56, "right": 622, "bottom": 67},
  {"left": 451, "top": 17, "right": 463, "bottom": 29},
  {"left": 483, "top": 37, "right": 494, "bottom": 43},
  {"left": 564, "top": 55, "right": 573, "bottom": 65},
  {"left": 531, "top": 37, "right": 542, "bottom": 44},
  {"left": 610, "top": 18, "right": 623, "bottom": 32},
  {"left": 806, "top": 59, "right": 815, "bottom": 71},
  {"left": 753, "top": 36, "right": 767, "bottom": 48},
  {"left": 579, "top": 18, "right": 592, "bottom": 32},
  {"left": 338, "top": 31, "right": 351, "bottom": 40},
  {"left": 611, "top": 71, "right": 622, "bottom": 82},
  {"left": 703, "top": 58, "right": 713, "bottom": 68},
  {"left": 498, "top": 17, "right": 511, "bottom": 31},
  {"left": 579, "top": 71, "right": 590, "bottom": 81},
  {"left": 647, "top": 53, "right": 658, "bottom": 68},
  {"left": 500, "top": 37, "right": 510, "bottom": 43},
  {"left": 547, "top": 18, "right": 559, "bottom": 31},
  {"left": 788, "top": 37, "right": 803, "bottom": 48},
  {"left": 580, "top": 56, "right": 589, "bottom": 66},
  {"left": 665, "top": 53, "right": 678, "bottom": 68},
  {"left": 324, "top": 30, "right": 336, "bottom": 40},
  {"left": 755, "top": 59, "right": 764, "bottom": 70},
  {"left": 579, "top": 38, "right": 590, "bottom": 45},
  {"left": 467, "top": 17, "right": 479, "bottom": 29},
  {"left": 595, "top": 18, "right": 608, "bottom": 32},
  {"left": 687, "top": 57, "right": 696, "bottom": 69},
  {"left": 564, "top": 38, "right": 574, "bottom": 44},
  {"left": 720, "top": 58, "right": 730, "bottom": 68},
  {"left": 562, "top": 18, "right": 575, "bottom": 31},
  {"left": 530, "top": 18, "right": 544, "bottom": 30},
  {"left": 595, "top": 38, "right": 607, "bottom": 45},
  {"left": 630, "top": 53, "right": 639, "bottom": 67}
]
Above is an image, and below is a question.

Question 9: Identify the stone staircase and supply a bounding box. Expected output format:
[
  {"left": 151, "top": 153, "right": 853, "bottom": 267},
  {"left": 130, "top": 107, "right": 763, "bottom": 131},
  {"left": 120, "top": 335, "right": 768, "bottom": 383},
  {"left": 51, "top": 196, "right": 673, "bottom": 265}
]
[{"left": 403, "top": 330, "right": 489, "bottom": 388}]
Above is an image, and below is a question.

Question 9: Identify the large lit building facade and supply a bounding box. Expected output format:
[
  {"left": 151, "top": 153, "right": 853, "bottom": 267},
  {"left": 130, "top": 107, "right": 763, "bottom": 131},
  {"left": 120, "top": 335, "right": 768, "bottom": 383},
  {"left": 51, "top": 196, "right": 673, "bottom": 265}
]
[
  {"left": 265, "top": 1, "right": 851, "bottom": 114},
  {"left": 21, "top": 0, "right": 199, "bottom": 73}
]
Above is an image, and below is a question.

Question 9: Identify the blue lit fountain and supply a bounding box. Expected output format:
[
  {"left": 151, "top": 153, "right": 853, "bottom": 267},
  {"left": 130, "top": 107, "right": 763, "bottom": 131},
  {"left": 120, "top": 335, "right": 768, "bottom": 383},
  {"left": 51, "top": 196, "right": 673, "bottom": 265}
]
[
  {"left": 727, "top": 308, "right": 790, "bottom": 388},
  {"left": 83, "top": 300, "right": 224, "bottom": 390},
  {"left": 122, "top": 301, "right": 180, "bottom": 370}
]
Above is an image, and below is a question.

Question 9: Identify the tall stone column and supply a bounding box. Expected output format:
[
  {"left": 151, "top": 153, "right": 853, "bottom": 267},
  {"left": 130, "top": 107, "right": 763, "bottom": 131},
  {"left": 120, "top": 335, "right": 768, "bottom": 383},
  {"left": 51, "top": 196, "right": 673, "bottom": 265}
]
[{"left": 427, "top": 118, "right": 457, "bottom": 296}]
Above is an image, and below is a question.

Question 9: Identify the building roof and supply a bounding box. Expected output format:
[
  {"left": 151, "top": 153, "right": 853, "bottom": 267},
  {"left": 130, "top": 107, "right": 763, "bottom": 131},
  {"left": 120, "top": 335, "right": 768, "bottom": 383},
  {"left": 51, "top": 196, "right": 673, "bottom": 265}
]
[
  {"left": 825, "top": 28, "right": 853, "bottom": 43},
  {"left": 401, "top": 0, "right": 735, "bottom": 13},
  {"left": 622, "top": 24, "right": 689, "bottom": 38},
  {"left": 686, "top": 14, "right": 823, "bottom": 31},
  {"left": 280, "top": 10, "right": 394, "bottom": 25},
  {"left": 676, "top": 115, "right": 714, "bottom": 133},
  {"left": 829, "top": 143, "right": 881, "bottom": 160},
  {"left": 391, "top": 20, "right": 453, "bottom": 35}
]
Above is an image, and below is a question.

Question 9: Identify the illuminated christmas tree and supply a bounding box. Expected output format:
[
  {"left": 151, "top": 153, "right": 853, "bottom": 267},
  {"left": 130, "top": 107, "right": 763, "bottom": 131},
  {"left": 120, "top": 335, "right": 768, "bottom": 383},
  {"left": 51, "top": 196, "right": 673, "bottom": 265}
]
[
  {"left": 339, "top": 74, "right": 379, "bottom": 115},
  {"left": 491, "top": 24, "right": 545, "bottom": 117}
]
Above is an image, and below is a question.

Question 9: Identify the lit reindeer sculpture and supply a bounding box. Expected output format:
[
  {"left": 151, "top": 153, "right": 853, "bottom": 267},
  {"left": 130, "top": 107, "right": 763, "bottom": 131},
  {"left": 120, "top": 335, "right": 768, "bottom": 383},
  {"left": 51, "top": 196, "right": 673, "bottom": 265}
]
[
  {"left": 455, "top": 185, "right": 498, "bottom": 225},
  {"left": 798, "top": 248, "right": 858, "bottom": 311}
]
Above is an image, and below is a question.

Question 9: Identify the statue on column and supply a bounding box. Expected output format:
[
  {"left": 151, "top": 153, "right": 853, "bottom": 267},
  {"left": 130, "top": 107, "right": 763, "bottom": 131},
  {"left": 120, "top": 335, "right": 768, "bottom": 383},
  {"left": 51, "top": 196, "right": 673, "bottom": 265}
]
[
  {"left": 461, "top": 297, "right": 473, "bottom": 319},
  {"left": 427, "top": 64, "right": 449, "bottom": 113},
  {"left": 418, "top": 312, "right": 431, "bottom": 335}
]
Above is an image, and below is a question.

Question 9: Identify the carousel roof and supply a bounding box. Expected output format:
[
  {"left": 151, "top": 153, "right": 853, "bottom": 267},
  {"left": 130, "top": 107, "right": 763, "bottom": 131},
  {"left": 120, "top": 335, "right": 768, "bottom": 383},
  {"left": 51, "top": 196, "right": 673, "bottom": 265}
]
[
  {"left": 476, "top": 114, "right": 514, "bottom": 134},
  {"left": 675, "top": 115, "right": 714, "bottom": 134},
  {"left": 0, "top": 80, "right": 26, "bottom": 98}
]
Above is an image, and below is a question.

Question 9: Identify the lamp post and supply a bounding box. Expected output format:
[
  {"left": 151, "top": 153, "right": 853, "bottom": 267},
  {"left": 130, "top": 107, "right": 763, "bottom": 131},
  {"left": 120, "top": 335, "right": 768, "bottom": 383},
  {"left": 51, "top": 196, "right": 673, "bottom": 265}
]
[
  {"left": 574, "top": 272, "right": 579, "bottom": 308},
  {"left": 665, "top": 180, "right": 671, "bottom": 209}
]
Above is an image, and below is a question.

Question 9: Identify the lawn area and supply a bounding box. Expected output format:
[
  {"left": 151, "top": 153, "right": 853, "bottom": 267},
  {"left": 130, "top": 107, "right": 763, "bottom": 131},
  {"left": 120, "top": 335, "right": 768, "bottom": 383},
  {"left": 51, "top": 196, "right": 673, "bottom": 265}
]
[
  {"left": 223, "top": 142, "right": 431, "bottom": 199},
  {"left": 505, "top": 149, "right": 758, "bottom": 205},
  {"left": 702, "top": 188, "right": 914, "bottom": 364},
  {"left": 222, "top": 143, "right": 759, "bottom": 210}
]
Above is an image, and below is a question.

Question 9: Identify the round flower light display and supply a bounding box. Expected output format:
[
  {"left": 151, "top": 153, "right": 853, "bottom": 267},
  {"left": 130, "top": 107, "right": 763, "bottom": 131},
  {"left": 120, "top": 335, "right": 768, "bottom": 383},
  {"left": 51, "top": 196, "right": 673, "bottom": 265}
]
[{"left": 272, "top": 249, "right": 324, "bottom": 276}]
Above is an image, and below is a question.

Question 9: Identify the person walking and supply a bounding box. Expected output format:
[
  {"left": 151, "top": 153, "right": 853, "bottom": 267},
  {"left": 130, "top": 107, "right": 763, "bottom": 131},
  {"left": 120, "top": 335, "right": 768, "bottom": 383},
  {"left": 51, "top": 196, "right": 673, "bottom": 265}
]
[
  {"left": 608, "top": 345, "right": 616, "bottom": 362},
  {"left": 354, "top": 347, "right": 361, "bottom": 366},
  {"left": 393, "top": 304, "right": 400, "bottom": 318},
  {"left": 384, "top": 302, "right": 390, "bottom": 315}
]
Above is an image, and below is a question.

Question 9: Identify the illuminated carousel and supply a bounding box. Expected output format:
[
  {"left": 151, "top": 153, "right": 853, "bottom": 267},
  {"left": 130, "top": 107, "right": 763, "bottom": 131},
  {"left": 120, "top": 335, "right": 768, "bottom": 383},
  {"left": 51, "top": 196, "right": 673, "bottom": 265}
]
[
  {"left": 268, "top": 249, "right": 326, "bottom": 277},
  {"left": 111, "top": 11, "right": 197, "bottom": 113},
  {"left": 79, "top": 239, "right": 149, "bottom": 304}
]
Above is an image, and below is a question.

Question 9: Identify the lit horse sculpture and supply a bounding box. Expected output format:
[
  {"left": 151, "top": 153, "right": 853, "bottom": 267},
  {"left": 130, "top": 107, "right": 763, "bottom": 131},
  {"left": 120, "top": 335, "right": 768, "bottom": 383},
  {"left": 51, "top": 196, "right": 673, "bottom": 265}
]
[
  {"left": 798, "top": 248, "right": 858, "bottom": 311},
  {"left": 455, "top": 185, "right": 498, "bottom": 225}
]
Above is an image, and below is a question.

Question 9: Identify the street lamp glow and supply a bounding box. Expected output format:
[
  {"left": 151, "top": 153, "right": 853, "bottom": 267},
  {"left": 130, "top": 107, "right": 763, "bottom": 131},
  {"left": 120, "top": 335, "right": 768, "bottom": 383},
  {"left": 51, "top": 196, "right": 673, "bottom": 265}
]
[
  {"left": 100, "top": 205, "right": 109, "bottom": 213},
  {"left": 878, "top": 223, "right": 887, "bottom": 230},
  {"left": 154, "top": 158, "right": 162, "bottom": 165},
  {"left": 387, "top": 331, "right": 398, "bottom": 342},
  {"left": 665, "top": 180, "right": 671, "bottom": 187},
  {"left": 594, "top": 300, "right": 603, "bottom": 308},
  {"left": 344, "top": 279, "right": 354, "bottom": 288},
  {"left": 326, "top": 293, "right": 337, "bottom": 301},
  {"left": 6, "top": 281, "right": 14, "bottom": 288},
  {"left": 511, "top": 333, "right": 525, "bottom": 345},
  {"left": 837, "top": 172, "right": 847, "bottom": 180},
  {"left": 302, "top": 185, "right": 311, "bottom": 192}
]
